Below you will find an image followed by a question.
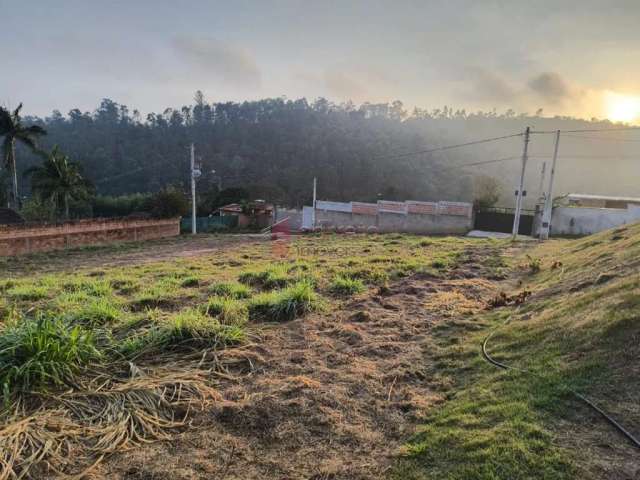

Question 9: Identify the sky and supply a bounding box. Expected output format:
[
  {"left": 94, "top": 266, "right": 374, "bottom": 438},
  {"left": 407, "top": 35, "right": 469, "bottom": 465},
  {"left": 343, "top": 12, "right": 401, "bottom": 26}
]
[{"left": 2, "top": 0, "right": 640, "bottom": 121}]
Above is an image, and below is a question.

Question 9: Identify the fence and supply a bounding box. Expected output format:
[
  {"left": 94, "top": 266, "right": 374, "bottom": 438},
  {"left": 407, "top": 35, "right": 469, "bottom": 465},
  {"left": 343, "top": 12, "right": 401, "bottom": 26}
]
[
  {"left": 0, "top": 217, "right": 180, "bottom": 257},
  {"left": 180, "top": 216, "right": 238, "bottom": 233}
]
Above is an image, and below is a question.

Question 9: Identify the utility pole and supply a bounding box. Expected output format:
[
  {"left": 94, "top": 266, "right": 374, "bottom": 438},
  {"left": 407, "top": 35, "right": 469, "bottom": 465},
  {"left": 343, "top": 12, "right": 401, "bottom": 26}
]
[
  {"left": 512, "top": 126, "right": 531, "bottom": 239},
  {"left": 539, "top": 130, "right": 560, "bottom": 240},
  {"left": 190, "top": 143, "right": 197, "bottom": 235},
  {"left": 312, "top": 177, "right": 317, "bottom": 228},
  {"left": 538, "top": 161, "right": 547, "bottom": 199}
]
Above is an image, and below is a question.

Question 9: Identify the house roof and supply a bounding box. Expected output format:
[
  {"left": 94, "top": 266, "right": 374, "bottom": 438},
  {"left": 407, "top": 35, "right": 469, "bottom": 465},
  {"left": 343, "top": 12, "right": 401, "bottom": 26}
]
[
  {"left": 0, "top": 208, "right": 25, "bottom": 225},
  {"left": 567, "top": 193, "right": 640, "bottom": 203}
]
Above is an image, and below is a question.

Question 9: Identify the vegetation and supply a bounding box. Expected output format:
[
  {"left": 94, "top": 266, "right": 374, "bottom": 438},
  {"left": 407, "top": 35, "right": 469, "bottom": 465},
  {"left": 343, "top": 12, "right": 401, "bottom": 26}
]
[
  {"left": 0, "top": 314, "right": 100, "bottom": 395},
  {"left": 0, "top": 103, "right": 46, "bottom": 208},
  {"left": 396, "top": 224, "right": 640, "bottom": 479},
  {"left": 24, "top": 145, "right": 94, "bottom": 219},
  {"left": 248, "top": 281, "right": 320, "bottom": 322},
  {"left": 328, "top": 275, "right": 365, "bottom": 296}
]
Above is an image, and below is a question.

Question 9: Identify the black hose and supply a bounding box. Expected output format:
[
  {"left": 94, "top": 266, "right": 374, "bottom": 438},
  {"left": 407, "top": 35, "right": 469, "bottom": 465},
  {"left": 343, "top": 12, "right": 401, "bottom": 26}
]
[{"left": 482, "top": 321, "right": 640, "bottom": 450}]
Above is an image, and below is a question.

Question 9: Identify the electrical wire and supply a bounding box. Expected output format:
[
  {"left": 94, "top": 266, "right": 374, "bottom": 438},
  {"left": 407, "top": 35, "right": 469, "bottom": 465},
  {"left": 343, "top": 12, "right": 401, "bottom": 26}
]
[
  {"left": 532, "top": 126, "right": 640, "bottom": 134},
  {"left": 482, "top": 313, "right": 640, "bottom": 450},
  {"left": 562, "top": 134, "right": 640, "bottom": 143},
  {"left": 374, "top": 132, "right": 524, "bottom": 161}
]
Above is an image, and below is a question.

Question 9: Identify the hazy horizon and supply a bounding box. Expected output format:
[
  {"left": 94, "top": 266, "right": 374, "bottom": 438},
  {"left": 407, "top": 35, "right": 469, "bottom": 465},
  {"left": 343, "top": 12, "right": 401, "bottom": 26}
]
[{"left": 3, "top": 0, "right": 640, "bottom": 124}]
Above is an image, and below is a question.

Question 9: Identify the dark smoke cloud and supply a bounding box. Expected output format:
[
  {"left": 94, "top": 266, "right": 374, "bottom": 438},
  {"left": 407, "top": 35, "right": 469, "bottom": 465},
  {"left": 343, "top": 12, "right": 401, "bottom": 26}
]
[{"left": 528, "top": 72, "right": 571, "bottom": 101}]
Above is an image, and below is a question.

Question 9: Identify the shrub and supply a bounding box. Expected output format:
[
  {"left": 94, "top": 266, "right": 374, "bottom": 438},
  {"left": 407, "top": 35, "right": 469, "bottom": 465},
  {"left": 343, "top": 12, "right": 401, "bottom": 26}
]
[
  {"left": 248, "top": 281, "right": 320, "bottom": 322},
  {"left": 209, "top": 282, "right": 251, "bottom": 299},
  {"left": 0, "top": 315, "right": 101, "bottom": 395},
  {"left": 145, "top": 186, "right": 189, "bottom": 218},
  {"left": 328, "top": 275, "right": 365, "bottom": 296},
  {"left": 203, "top": 297, "right": 248, "bottom": 325},
  {"left": 91, "top": 193, "right": 152, "bottom": 218}
]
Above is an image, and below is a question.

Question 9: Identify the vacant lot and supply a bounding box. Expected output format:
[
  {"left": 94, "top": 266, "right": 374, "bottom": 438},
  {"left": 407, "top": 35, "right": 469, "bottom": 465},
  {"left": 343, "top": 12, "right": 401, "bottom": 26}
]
[{"left": 0, "top": 231, "right": 638, "bottom": 479}]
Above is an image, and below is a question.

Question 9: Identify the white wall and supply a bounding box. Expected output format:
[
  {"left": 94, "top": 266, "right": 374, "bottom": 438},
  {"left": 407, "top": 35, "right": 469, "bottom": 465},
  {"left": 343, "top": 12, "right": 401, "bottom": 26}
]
[{"left": 546, "top": 205, "right": 640, "bottom": 236}]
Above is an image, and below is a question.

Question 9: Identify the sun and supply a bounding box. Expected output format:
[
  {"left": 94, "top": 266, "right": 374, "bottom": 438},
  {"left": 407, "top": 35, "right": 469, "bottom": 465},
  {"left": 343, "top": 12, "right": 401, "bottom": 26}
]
[{"left": 606, "top": 92, "right": 640, "bottom": 123}]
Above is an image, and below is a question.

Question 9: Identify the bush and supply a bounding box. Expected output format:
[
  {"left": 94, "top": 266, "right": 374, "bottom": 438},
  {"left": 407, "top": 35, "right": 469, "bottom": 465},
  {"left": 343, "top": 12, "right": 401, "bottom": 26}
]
[
  {"left": 328, "top": 275, "right": 365, "bottom": 296},
  {"left": 248, "top": 281, "right": 320, "bottom": 322},
  {"left": 0, "top": 315, "right": 101, "bottom": 395},
  {"left": 145, "top": 186, "right": 189, "bottom": 218},
  {"left": 209, "top": 282, "right": 251, "bottom": 299},
  {"left": 92, "top": 193, "right": 152, "bottom": 218}
]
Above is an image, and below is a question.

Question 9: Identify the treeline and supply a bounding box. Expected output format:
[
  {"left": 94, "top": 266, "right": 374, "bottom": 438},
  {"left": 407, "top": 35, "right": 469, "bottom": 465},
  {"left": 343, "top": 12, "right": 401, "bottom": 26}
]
[{"left": 17, "top": 94, "right": 637, "bottom": 209}]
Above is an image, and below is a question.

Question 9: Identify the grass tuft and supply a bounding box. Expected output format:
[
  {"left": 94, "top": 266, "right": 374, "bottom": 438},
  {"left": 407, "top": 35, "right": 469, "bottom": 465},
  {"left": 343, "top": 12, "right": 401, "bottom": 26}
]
[
  {"left": 203, "top": 296, "right": 249, "bottom": 325},
  {"left": 328, "top": 275, "right": 365, "bottom": 296},
  {"left": 208, "top": 281, "right": 251, "bottom": 299},
  {"left": 248, "top": 281, "right": 320, "bottom": 322},
  {"left": 0, "top": 315, "right": 101, "bottom": 395}
]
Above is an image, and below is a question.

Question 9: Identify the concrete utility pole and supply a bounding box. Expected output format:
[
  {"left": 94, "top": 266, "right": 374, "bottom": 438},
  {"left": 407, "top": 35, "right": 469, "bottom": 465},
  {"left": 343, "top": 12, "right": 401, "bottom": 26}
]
[
  {"left": 312, "top": 177, "right": 317, "bottom": 228},
  {"left": 539, "top": 130, "right": 560, "bottom": 240},
  {"left": 190, "top": 143, "right": 197, "bottom": 235},
  {"left": 538, "top": 161, "right": 547, "bottom": 199},
  {"left": 512, "top": 126, "right": 531, "bottom": 239}
]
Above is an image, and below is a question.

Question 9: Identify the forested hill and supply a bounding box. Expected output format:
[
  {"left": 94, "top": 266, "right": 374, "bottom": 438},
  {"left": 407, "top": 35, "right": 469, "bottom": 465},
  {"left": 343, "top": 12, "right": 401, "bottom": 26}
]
[{"left": 19, "top": 95, "right": 640, "bottom": 207}]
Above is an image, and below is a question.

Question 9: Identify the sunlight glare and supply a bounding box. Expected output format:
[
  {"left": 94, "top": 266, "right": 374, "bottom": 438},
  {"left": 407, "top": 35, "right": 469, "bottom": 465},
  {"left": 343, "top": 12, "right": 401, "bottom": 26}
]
[{"left": 606, "top": 92, "right": 640, "bottom": 123}]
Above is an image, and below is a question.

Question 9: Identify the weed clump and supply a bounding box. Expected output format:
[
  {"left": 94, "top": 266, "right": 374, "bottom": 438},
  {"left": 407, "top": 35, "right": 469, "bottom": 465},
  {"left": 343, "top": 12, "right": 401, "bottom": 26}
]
[
  {"left": 248, "top": 281, "right": 320, "bottom": 322},
  {"left": 120, "top": 308, "right": 245, "bottom": 357},
  {"left": 239, "top": 264, "right": 291, "bottom": 289},
  {"left": 6, "top": 285, "right": 49, "bottom": 301},
  {"left": 203, "top": 296, "right": 249, "bottom": 325},
  {"left": 0, "top": 315, "right": 101, "bottom": 395},
  {"left": 209, "top": 282, "right": 251, "bottom": 299},
  {"left": 328, "top": 275, "right": 365, "bottom": 296}
]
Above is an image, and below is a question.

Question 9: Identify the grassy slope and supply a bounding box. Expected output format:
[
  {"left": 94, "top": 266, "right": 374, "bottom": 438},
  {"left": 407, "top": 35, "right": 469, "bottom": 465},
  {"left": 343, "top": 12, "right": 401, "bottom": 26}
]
[{"left": 395, "top": 223, "right": 640, "bottom": 479}]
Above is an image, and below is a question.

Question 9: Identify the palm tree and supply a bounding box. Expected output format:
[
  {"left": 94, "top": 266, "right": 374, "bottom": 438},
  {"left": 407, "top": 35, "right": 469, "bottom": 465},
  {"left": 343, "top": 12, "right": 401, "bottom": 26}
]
[
  {"left": 0, "top": 103, "right": 47, "bottom": 208},
  {"left": 24, "top": 145, "right": 93, "bottom": 220}
]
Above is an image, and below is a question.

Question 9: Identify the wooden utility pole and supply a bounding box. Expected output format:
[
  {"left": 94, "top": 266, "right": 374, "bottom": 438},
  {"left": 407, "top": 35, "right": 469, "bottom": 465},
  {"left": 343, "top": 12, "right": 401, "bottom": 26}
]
[{"left": 512, "top": 127, "right": 531, "bottom": 239}]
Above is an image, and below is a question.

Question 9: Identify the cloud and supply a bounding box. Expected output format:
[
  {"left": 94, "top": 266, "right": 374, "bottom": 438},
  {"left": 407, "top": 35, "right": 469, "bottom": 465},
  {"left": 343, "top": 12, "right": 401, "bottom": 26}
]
[
  {"left": 323, "top": 70, "right": 367, "bottom": 100},
  {"left": 528, "top": 72, "right": 571, "bottom": 101},
  {"left": 173, "top": 37, "right": 261, "bottom": 89},
  {"left": 459, "top": 67, "right": 518, "bottom": 103}
]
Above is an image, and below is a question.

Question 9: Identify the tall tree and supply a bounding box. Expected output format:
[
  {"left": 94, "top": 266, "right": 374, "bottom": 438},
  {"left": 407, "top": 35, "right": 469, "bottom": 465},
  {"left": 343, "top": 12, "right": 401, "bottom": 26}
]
[
  {"left": 24, "top": 145, "right": 93, "bottom": 220},
  {"left": 0, "top": 104, "right": 47, "bottom": 208}
]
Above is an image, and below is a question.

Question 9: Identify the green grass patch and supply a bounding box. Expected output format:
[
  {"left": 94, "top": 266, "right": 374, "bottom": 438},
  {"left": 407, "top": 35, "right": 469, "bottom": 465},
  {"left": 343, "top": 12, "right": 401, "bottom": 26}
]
[
  {"left": 248, "top": 281, "right": 320, "bottom": 322},
  {"left": 0, "top": 315, "right": 101, "bottom": 396},
  {"left": 6, "top": 284, "right": 50, "bottom": 301},
  {"left": 119, "top": 308, "right": 244, "bottom": 357},
  {"left": 208, "top": 281, "right": 252, "bottom": 299},
  {"left": 328, "top": 275, "right": 365, "bottom": 296},
  {"left": 203, "top": 296, "right": 249, "bottom": 325}
]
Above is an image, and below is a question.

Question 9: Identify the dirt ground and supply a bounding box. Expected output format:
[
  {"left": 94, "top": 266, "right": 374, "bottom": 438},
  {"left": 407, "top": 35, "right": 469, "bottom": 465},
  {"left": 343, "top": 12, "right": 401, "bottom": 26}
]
[
  {"left": 0, "top": 234, "right": 264, "bottom": 276},
  {"left": 97, "top": 246, "right": 500, "bottom": 479}
]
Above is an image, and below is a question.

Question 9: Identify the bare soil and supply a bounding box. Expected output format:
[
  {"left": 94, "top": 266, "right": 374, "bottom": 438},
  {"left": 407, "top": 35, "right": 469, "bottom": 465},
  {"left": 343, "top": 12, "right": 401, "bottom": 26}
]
[{"left": 99, "top": 247, "right": 500, "bottom": 479}]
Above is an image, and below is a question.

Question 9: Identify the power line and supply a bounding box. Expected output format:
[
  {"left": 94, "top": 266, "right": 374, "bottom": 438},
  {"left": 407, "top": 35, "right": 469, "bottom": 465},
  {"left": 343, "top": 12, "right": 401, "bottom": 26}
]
[
  {"left": 562, "top": 134, "right": 640, "bottom": 143},
  {"left": 532, "top": 126, "right": 640, "bottom": 134},
  {"left": 375, "top": 132, "right": 523, "bottom": 161}
]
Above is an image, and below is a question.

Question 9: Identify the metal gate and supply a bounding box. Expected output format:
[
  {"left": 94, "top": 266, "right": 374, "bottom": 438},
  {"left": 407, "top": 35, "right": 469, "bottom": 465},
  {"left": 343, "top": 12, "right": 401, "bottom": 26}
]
[{"left": 474, "top": 208, "right": 534, "bottom": 235}]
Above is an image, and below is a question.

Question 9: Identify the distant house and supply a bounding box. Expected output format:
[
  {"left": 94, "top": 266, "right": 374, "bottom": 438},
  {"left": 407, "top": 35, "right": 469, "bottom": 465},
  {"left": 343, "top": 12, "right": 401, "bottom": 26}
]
[
  {"left": 564, "top": 193, "right": 640, "bottom": 210},
  {"left": 0, "top": 208, "right": 25, "bottom": 226},
  {"left": 533, "top": 193, "right": 640, "bottom": 236},
  {"left": 218, "top": 200, "right": 274, "bottom": 229}
]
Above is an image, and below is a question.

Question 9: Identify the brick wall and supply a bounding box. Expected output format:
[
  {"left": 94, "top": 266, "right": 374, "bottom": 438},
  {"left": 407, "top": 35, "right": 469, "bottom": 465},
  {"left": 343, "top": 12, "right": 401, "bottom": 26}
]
[{"left": 0, "top": 217, "right": 180, "bottom": 257}]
